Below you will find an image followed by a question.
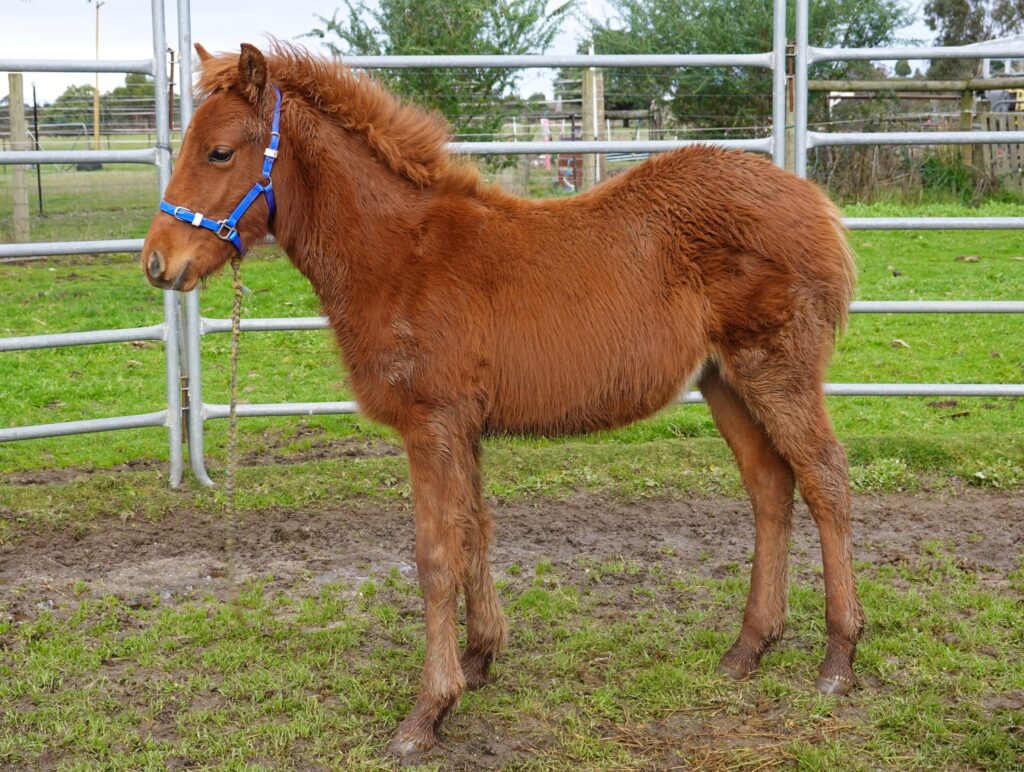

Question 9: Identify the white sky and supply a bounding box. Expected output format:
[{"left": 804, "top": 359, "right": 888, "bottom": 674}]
[
  {"left": 2, "top": 0, "right": 931, "bottom": 105},
  {"left": 1, "top": 0, "right": 594, "bottom": 103}
]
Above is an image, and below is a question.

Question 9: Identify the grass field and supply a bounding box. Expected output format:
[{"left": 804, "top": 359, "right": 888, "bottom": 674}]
[{"left": 1, "top": 177, "right": 1023, "bottom": 768}]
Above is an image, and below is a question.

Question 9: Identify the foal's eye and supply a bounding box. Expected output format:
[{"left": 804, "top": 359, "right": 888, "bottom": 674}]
[{"left": 208, "top": 147, "right": 234, "bottom": 164}]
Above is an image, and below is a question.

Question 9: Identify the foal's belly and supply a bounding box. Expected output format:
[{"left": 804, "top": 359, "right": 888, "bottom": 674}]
[{"left": 484, "top": 315, "right": 707, "bottom": 437}]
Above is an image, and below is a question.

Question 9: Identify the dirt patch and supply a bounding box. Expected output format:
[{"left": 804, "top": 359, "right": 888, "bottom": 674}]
[
  {"left": 0, "top": 437, "right": 400, "bottom": 486},
  {"left": 1, "top": 490, "right": 1021, "bottom": 620},
  {"left": 0, "top": 458, "right": 163, "bottom": 486}
]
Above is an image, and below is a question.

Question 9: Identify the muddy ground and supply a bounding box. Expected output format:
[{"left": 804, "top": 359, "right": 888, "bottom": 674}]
[
  {"left": 2, "top": 489, "right": 1021, "bottom": 620},
  {"left": 1, "top": 487, "right": 1022, "bottom": 768}
]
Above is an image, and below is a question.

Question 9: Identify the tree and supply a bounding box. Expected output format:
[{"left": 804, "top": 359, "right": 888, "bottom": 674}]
[
  {"left": 102, "top": 73, "right": 157, "bottom": 131},
  {"left": 43, "top": 84, "right": 97, "bottom": 132},
  {"left": 105, "top": 73, "right": 155, "bottom": 100},
  {"left": 894, "top": 59, "right": 912, "bottom": 76},
  {"left": 571, "top": 0, "right": 912, "bottom": 132},
  {"left": 308, "top": 0, "right": 571, "bottom": 138},
  {"left": 924, "top": 0, "right": 1024, "bottom": 77}
]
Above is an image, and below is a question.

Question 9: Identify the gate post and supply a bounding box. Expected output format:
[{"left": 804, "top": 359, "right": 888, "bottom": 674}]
[
  {"left": 772, "top": 0, "right": 788, "bottom": 168},
  {"left": 176, "top": 0, "right": 214, "bottom": 487},
  {"left": 150, "top": 0, "right": 184, "bottom": 487},
  {"left": 793, "top": 0, "right": 809, "bottom": 178}
]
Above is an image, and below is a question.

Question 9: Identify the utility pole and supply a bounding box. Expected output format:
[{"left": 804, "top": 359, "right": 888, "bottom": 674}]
[{"left": 92, "top": 0, "right": 105, "bottom": 151}]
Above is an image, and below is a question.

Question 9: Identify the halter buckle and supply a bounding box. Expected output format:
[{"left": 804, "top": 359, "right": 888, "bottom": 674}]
[{"left": 216, "top": 221, "right": 238, "bottom": 242}]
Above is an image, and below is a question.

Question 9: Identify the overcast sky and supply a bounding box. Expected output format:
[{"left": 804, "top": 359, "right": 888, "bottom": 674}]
[
  {"left": 3, "top": 0, "right": 931, "bottom": 104},
  {"left": 1, "top": 0, "right": 598, "bottom": 103}
]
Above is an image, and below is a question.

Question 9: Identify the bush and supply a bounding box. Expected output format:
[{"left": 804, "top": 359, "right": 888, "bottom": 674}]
[{"left": 919, "top": 151, "right": 978, "bottom": 202}]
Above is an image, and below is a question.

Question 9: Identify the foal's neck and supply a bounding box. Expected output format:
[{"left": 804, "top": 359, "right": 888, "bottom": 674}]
[{"left": 272, "top": 111, "right": 429, "bottom": 319}]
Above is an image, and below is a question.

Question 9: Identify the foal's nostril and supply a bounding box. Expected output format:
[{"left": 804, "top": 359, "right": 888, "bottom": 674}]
[{"left": 148, "top": 252, "right": 164, "bottom": 280}]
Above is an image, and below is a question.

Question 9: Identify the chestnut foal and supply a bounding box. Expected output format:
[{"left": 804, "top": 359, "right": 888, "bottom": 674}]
[{"left": 142, "top": 43, "right": 865, "bottom": 756}]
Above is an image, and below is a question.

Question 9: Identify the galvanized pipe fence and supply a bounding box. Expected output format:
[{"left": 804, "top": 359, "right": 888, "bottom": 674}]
[
  {"left": 0, "top": 0, "right": 185, "bottom": 486},
  {"left": 2, "top": 0, "right": 1021, "bottom": 487}
]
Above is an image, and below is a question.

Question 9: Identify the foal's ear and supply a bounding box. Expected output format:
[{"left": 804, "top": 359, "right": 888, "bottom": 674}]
[
  {"left": 194, "top": 43, "right": 212, "bottom": 64},
  {"left": 237, "top": 43, "right": 268, "bottom": 104}
]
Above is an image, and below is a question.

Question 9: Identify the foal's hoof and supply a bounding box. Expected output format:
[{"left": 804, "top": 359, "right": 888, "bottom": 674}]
[
  {"left": 815, "top": 674, "right": 854, "bottom": 696},
  {"left": 716, "top": 646, "right": 759, "bottom": 681},
  {"left": 387, "top": 730, "right": 437, "bottom": 759},
  {"left": 460, "top": 649, "right": 495, "bottom": 690},
  {"left": 716, "top": 660, "right": 753, "bottom": 681}
]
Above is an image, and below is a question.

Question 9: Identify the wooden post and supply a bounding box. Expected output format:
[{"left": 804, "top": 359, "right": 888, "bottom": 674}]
[
  {"left": 7, "top": 74, "right": 31, "bottom": 243},
  {"left": 959, "top": 89, "right": 974, "bottom": 167},
  {"left": 974, "top": 99, "right": 990, "bottom": 179},
  {"left": 581, "top": 67, "right": 605, "bottom": 191}
]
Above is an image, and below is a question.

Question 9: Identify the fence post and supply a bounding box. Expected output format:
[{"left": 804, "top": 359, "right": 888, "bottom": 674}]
[
  {"left": 581, "top": 67, "right": 604, "bottom": 190},
  {"left": 7, "top": 74, "right": 31, "bottom": 242},
  {"left": 959, "top": 89, "right": 974, "bottom": 167}
]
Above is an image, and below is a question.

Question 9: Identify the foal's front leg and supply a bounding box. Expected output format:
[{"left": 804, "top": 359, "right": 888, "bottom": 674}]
[{"left": 389, "top": 430, "right": 475, "bottom": 756}]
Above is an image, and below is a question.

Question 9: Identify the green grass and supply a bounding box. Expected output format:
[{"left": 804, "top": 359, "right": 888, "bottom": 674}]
[{"left": 1, "top": 549, "right": 1021, "bottom": 768}]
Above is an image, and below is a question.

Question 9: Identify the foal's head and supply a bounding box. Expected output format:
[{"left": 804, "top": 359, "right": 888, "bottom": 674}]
[{"left": 142, "top": 44, "right": 275, "bottom": 292}]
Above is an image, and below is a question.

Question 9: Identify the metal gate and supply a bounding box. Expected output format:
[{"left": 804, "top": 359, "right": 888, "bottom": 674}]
[
  {"left": 0, "top": 0, "right": 185, "bottom": 486},
  {"left": 2, "top": 0, "right": 1022, "bottom": 487}
]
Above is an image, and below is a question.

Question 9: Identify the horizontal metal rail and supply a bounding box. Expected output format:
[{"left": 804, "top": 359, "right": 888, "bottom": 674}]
[
  {"left": 810, "top": 130, "right": 1024, "bottom": 147},
  {"left": 0, "top": 58, "right": 155, "bottom": 75},
  {"left": 823, "top": 383, "right": 1024, "bottom": 397},
  {"left": 0, "top": 411, "right": 169, "bottom": 442},
  {"left": 811, "top": 44, "right": 1024, "bottom": 65},
  {"left": 845, "top": 217, "right": 1024, "bottom": 230},
  {"left": 200, "top": 316, "right": 328, "bottom": 334},
  {"left": 204, "top": 383, "right": 1024, "bottom": 421},
  {"left": 0, "top": 238, "right": 144, "bottom": 260},
  {"left": 809, "top": 42, "right": 1024, "bottom": 64},
  {"left": 0, "top": 324, "right": 165, "bottom": 352},
  {"left": 849, "top": 301, "right": 1024, "bottom": 313},
  {"left": 0, "top": 148, "right": 158, "bottom": 166},
  {"left": 198, "top": 298, "right": 1024, "bottom": 339},
  {"left": 204, "top": 402, "right": 359, "bottom": 419},
  {"left": 681, "top": 383, "right": 1024, "bottom": 401},
  {"left": 345, "top": 53, "right": 775, "bottom": 70},
  {"left": 447, "top": 138, "right": 773, "bottom": 155}
]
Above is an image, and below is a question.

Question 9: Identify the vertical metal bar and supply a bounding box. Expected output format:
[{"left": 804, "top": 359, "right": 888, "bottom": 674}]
[
  {"left": 176, "top": 0, "right": 193, "bottom": 127},
  {"left": 151, "top": 0, "right": 183, "bottom": 487},
  {"left": 177, "top": 0, "right": 213, "bottom": 487},
  {"left": 794, "top": 0, "right": 809, "bottom": 177},
  {"left": 771, "top": 0, "right": 787, "bottom": 167},
  {"left": 162, "top": 291, "right": 183, "bottom": 487}
]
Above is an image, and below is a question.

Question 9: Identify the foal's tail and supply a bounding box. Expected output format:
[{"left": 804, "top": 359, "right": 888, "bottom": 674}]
[{"left": 823, "top": 197, "right": 857, "bottom": 335}]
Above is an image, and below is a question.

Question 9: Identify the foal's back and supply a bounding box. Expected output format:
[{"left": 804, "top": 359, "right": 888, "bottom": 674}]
[{"left": 425, "top": 146, "right": 851, "bottom": 437}]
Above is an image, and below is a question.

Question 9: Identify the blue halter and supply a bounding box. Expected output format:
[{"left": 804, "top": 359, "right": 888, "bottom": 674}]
[{"left": 159, "top": 85, "right": 282, "bottom": 255}]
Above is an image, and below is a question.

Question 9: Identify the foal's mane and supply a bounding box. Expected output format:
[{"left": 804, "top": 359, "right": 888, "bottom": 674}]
[{"left": 197, "top": 42, "right": 461, "bottom": 188}]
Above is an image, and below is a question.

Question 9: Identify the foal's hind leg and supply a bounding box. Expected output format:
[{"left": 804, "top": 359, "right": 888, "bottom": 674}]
[
  {"left": 721, "top": 350, "right": 865, "bottom": 695},
  {"left": 700, "top": 367, "right": 795, "bottom": 680},
  {"left": 460, "top": 440, "right": 508, "bottom": 689}
]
